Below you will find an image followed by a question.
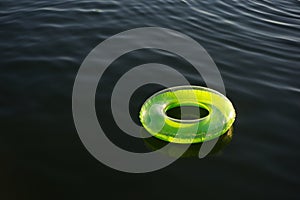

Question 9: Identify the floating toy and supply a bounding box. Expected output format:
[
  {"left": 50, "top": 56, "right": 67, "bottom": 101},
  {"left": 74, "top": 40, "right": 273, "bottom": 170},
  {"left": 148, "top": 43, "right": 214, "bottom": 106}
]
[{"left": 139, "top": 86, "right": 236, "bottom": 143}]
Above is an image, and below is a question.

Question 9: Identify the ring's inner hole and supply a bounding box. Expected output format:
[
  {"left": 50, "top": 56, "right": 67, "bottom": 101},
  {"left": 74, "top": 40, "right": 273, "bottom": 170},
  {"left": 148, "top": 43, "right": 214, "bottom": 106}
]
[{"left": 166, "top": 105, "right": 209, "bottom": 120}]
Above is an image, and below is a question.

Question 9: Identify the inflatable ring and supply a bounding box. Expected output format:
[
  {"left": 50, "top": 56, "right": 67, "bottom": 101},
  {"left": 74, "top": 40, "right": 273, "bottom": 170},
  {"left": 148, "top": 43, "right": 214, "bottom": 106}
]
[{"left": 139, "top": 86, "right": 236, "bottom": 144}]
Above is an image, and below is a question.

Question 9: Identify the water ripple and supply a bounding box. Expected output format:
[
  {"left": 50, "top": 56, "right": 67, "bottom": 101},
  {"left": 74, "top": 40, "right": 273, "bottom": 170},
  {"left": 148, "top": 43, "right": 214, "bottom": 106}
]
[{"left": 0, "top": 0, "right": 299, "bottom": 196}]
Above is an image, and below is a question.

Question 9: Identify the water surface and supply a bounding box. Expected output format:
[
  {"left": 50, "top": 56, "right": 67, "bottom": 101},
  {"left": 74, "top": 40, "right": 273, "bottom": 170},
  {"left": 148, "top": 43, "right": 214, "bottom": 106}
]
[{"left": 1, "top": 0, "right": 299, "bottom": 199}]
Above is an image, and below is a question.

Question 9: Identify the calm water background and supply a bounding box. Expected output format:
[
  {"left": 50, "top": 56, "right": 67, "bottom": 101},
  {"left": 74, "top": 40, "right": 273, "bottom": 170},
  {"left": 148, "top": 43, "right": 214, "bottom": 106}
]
[{"left": 1, "top": 0, "right": 300, "bottom": 199}]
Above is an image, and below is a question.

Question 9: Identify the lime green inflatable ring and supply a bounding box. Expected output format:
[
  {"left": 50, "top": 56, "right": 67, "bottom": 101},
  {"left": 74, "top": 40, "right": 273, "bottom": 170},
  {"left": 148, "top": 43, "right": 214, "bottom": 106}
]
[{"left": 139, "top": 86, "right": 236, "bottom": 144}]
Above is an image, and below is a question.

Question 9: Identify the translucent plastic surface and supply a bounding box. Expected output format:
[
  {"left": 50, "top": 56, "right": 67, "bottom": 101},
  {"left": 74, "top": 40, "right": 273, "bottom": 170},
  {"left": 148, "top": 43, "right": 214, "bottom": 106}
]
[{"left": 139, "top": 86, "right": 236, "bottom": 143}]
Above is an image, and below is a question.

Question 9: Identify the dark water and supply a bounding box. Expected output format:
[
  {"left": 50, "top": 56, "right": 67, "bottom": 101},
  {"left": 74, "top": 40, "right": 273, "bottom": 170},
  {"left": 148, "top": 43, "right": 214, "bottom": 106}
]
[{"left": 1, "top": 0, "right": 300, "bottom": 199}]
